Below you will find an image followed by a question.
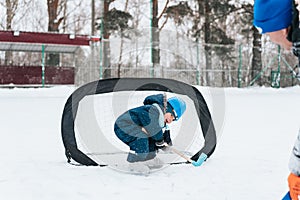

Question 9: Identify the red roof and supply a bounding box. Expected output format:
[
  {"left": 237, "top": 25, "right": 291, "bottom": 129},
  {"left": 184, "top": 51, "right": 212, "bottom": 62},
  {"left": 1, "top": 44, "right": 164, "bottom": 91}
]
[{"left": 0, "top": 31, "right": 99, "bottom": 53}]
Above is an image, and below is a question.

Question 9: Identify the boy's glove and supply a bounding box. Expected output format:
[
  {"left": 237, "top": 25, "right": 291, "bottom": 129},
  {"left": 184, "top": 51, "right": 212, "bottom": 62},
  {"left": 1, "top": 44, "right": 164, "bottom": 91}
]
[
  {"left": 163, "top": 129, "right": 172, "bottom": 146},
  {"left": 288, "top": 172, "right": 300, "bottom": 200},
  {"left": 155, "top": 140, "right": 169, "bottom": 151}
]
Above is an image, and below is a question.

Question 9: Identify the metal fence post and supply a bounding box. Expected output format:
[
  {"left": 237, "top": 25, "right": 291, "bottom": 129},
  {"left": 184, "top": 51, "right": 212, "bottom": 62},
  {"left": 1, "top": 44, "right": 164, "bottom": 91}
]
[
  {"left": 41, "top": 44, "right": 45, "bottom": 87},
  {"left": 99, "top": 1, "right": 104, "bottom": 80},
  {"left": 150, "top": 0, "right": 154, "bottom": 78},
  {"left": 196, "top": 39, "right": 200, "bottom": 85},
  {"left": 238, "top": 44, "right": 242, "bottom": 88}
]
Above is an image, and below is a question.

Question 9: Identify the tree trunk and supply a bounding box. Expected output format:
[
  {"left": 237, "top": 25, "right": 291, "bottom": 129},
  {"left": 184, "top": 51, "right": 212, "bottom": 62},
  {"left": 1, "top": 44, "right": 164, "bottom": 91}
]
[
  {"left": 117, "top": 0, "right": 129, "bottom": 78},
  {"left": 102, "top": 0, "right": 113, "bottom": 79},
  {"left": 91, "top": 0, "right": 95, "bottom": 36},
  {"left": 4, "top": 0, "right": 18, "bottom": 65},
  {"left": 151, "top": 0, "right": 160, "bottom": 77},
  {"left": 46, "top": 0, "right": 63, "bottom": 66},
  {"left": 203, "top": 0, "right": 212, "bottom": 86},
  {"left": 251, "top": 26, "right": 262, "bottom": 85}
]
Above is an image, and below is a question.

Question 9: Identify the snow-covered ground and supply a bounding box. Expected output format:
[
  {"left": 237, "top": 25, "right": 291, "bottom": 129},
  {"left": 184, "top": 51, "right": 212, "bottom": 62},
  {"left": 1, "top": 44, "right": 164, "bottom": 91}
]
[{"left": 0, "top": 85, "right": 299, "bottom": 200}]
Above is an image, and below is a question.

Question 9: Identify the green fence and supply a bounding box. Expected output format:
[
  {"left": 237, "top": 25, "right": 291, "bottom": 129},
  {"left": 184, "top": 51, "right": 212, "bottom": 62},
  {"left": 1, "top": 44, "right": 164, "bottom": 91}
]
[{"left": 76, "top": 34, "right": 299, "bottom": 87}]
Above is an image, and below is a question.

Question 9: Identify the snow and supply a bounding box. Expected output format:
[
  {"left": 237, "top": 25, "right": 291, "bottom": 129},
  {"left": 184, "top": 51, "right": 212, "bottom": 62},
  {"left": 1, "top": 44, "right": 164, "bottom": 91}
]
[{"left": 0, "top": 85, "right": 299, "bottom": 200}]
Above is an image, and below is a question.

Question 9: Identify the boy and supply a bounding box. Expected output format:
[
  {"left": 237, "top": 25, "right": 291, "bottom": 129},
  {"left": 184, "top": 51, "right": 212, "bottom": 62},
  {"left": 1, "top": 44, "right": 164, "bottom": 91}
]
[{"left": 114, "top": 93, "right": 186, "bottom": 163}]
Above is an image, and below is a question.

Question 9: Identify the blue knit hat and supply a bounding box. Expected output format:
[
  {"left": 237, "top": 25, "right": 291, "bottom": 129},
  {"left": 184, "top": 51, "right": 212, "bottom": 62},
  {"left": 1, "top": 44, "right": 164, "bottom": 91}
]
[
  {"left": 253, "top": 0, "right": 293, "bottom": 34},
  {"left": 167, "top": 97, "right": 186, "bottom": 121}
]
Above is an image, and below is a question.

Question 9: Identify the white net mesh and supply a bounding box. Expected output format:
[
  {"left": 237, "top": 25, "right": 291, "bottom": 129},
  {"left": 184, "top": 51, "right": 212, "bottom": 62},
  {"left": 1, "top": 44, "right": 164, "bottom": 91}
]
[{"left": 74, "top": 91, "right": 204, "bottom": 165}]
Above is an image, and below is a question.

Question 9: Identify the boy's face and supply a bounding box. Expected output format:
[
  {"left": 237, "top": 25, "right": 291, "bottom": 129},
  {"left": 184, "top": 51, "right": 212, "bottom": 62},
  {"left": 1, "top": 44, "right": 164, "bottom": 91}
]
[
  {"left": 267, "top": 28, "right": 292, "bottom": 50},
  {"left": 164, "top": 113, "right": 175, "bottom": 124}
]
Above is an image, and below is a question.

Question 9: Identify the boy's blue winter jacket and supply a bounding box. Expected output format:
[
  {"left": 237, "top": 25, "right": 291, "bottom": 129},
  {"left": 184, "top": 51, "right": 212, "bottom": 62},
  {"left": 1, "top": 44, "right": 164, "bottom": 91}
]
[{"left": 114, "top": 94, "right": 165, "bottom": 153}]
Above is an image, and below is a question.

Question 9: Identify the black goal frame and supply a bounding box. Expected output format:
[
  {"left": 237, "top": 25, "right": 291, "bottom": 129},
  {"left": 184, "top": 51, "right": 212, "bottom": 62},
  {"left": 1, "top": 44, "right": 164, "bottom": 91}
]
[{"left": 61, "top": 78, "right": 217, "bottom": 166}]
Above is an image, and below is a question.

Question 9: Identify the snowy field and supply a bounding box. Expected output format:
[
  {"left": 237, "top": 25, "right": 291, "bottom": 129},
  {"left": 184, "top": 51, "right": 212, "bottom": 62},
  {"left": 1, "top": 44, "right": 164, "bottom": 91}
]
[{"left": 0, "top": 85, "right": 299, "bottom": 200}]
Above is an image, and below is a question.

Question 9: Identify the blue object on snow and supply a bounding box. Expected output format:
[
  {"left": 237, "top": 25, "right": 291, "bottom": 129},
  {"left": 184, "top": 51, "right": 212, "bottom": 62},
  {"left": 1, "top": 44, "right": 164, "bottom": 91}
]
[
  {"left": 192, "top": 152, "right": 207, "bottom": 167},
  {"left": 282, "top": 191, "right": 291, "bottom": 200}
]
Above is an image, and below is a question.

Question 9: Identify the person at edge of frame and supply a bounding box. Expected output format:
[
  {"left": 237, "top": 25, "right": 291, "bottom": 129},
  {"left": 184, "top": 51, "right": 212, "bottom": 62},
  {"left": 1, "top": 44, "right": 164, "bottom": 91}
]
[{"left": 254, "top": 0, "right": 300, "bottom": 199}]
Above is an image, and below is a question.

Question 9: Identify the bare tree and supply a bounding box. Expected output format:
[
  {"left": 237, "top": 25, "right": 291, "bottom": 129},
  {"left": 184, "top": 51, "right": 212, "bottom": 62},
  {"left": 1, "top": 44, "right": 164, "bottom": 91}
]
[
  {"left": 117, "top": 0, "right": 129, "bottom": 77},
  {"left": 46, "top": 0, "right": 67, "bottom": 66},
  {"left": 91, "top": 0, "right": 95, "bottom": 35},
  {"left": 47, "top": 0, "right": 64, "bottom": 32},
  {"left": 2, "top": 0, "right": 18, "bottom": 65},
  {"left": 251, "top": 26, "right": 262, "bottom": 85},
  {"left": 4, "top": 0, "right": 18, "bottom": 30},
  {"left": 151, "top": 0, "right": 169, "bottom": 77}
]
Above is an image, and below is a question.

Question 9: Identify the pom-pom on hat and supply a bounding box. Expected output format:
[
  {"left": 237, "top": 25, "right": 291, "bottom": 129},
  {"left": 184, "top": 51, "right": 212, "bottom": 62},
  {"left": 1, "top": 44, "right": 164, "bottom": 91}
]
[{"left": 253, "top": 0, "right": 292, "bottom": 34}]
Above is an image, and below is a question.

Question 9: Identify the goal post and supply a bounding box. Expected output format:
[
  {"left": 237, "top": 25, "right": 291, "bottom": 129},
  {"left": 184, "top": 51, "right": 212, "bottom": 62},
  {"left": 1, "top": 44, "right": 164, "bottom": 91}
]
[{"left": 61, "top": 78, "right": 217, "bottom": 166}]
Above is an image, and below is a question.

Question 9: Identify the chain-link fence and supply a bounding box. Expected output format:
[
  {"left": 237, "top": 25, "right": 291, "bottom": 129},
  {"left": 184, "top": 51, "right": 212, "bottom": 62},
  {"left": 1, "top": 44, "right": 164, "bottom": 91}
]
[
  {"left": 0, "top": 30, "right": 299, "bottom": 87},
  {"left": 76, "top": 29, "right": 300, "bottom": 87}
]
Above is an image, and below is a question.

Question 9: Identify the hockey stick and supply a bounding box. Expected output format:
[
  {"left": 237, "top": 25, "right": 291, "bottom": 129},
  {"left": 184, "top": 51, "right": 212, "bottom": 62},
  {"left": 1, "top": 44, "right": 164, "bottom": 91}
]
[{"left": 168, "top": 146, "right": 207, "bottom": 167}]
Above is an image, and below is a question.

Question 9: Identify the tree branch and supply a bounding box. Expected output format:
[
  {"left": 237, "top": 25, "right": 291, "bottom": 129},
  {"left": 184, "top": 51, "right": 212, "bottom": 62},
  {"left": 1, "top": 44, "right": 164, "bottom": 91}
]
[
  {"left": 158, "top": 0, "right": 169, "bottom": 21},
  {"left": 209, "top": 7, "right": 244, "bottom": 24},
  {"left": 159, "top": 15, "right": 169, "bottom": 31}
]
